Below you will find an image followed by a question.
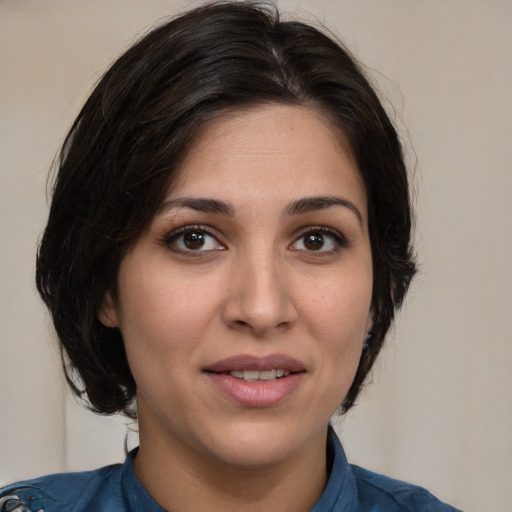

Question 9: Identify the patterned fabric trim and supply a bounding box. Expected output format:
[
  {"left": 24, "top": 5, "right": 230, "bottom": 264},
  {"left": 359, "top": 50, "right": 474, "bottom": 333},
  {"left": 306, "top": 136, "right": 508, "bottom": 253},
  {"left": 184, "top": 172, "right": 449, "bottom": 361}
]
[{"left": 0, "top": 492, "right": 44, "bottom": 512}]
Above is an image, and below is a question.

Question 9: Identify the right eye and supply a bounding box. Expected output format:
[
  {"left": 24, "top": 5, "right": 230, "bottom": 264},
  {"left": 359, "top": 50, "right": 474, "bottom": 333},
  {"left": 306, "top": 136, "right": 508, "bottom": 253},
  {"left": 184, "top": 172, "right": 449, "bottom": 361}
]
[{"left": 164, "top": 226, "right": 225, "bottom": 253}]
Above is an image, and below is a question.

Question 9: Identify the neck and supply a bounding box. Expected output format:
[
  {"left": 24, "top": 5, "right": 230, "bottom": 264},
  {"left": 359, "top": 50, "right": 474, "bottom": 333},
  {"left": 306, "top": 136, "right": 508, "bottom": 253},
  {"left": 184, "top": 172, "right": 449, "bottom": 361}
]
[{"left": 133, "top": 421, "right": 329, "bottom": 512}]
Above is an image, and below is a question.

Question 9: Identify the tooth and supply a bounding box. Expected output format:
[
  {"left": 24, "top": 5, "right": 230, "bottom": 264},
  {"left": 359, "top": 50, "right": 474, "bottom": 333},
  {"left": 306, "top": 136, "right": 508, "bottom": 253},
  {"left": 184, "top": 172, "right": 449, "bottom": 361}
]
[
  {"left": 243, "top": 370, "right": 260, "bottom": 381},
  {"left": 229, "top": 369, "right": 291, "bottom": 381}
]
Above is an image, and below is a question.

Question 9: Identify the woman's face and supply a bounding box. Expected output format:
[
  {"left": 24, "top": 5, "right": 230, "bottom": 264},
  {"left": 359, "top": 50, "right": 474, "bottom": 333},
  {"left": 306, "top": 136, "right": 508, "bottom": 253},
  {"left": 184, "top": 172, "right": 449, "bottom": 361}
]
[{"left": 100, "top": 104, "right": 373, "bottom": 468}]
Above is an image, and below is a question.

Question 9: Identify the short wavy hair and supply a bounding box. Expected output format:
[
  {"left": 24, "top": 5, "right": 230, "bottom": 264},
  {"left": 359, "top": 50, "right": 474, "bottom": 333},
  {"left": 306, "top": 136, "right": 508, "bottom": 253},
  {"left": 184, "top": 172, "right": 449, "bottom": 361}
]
[{"left": 36, "top": 1, "right": 416, "bottom": 418}]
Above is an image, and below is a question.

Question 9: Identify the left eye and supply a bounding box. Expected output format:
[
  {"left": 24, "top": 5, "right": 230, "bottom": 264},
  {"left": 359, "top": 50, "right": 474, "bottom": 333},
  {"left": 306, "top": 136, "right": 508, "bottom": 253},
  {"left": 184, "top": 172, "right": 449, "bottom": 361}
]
[
  {"left": 166, "top": 228, "right": 225, "bottom": 252},
  {"left": 291, "top": 229, "right": 344, "bottom": 252}
]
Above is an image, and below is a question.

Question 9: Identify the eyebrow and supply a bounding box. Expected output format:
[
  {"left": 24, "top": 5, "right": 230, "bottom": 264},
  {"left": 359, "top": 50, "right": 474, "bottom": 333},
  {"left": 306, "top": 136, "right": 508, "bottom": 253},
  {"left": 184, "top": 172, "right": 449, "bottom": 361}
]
[
  {"left": 284, "top": 196, "right": 363, "bottom": 225},
  {"left": 157, "top": 195, "right": 363, "bottom": 225},
  {"left": 158, "top": 197, "right": 235, "bottom": 216}
]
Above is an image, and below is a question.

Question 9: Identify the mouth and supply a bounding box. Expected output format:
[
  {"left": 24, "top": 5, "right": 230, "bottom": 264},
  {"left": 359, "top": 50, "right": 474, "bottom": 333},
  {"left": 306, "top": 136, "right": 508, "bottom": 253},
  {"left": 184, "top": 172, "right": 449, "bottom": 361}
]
[
  {"left": 203, "top": 354, "right": 306, "bottom": 406},
  {"left": 224, "top": 369, "right": 292, "bottom": 381},
  {"left": 204, "top": 353, "right": 306, "bottom": 378}
]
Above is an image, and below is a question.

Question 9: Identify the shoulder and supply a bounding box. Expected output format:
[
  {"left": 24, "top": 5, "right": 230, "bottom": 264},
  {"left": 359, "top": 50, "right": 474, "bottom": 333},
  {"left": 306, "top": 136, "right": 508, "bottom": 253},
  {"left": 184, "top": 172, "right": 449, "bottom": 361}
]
[
  {"left": 315, "top": 429, "right": 462, "bottom": 511},
  {"left": 0, "top": 464, "right": 123, "bottom": 512},
  {"left": 350, "top": 464, "right": 462, "bottom": 511}
]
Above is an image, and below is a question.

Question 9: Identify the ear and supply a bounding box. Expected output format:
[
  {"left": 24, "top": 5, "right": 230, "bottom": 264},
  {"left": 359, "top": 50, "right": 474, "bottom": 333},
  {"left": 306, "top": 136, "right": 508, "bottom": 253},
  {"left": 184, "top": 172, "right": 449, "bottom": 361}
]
[{"left": 97, "top": 290, "right": 119, "bottom": 328}]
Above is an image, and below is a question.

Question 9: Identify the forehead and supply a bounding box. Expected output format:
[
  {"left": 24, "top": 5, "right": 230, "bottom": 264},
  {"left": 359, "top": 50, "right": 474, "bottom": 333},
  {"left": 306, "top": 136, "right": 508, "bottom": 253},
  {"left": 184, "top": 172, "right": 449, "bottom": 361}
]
[{"left": 169, "top": 104, "right": 367, "bottom": 214}]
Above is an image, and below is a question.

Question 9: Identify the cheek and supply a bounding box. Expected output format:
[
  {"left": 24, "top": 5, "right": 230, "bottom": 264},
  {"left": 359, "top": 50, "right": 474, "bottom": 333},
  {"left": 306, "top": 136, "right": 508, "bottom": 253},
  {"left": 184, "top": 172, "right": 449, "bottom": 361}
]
[
  {"left": 301, "top": 268, "right": 372, "bottom": 387},
  {"left": 304, "top": 273, "right": 372, "bottom": 340},
  {"left": 116, "top": 262, "right": 223, "bottom": 367}
]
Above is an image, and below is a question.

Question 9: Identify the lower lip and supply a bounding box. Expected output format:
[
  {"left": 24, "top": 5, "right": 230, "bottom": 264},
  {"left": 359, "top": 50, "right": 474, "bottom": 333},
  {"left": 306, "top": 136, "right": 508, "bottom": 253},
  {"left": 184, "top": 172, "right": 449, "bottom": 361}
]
[{"left": 206, "top": 373, "right": 304, "bottom": 407}]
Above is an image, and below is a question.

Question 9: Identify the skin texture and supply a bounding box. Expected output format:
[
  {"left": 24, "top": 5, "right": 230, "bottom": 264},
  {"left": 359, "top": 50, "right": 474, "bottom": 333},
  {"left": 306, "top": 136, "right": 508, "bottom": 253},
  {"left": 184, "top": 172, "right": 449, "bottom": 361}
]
[{"left": 99, "top": 104, "right": 373, "bottom": 511}]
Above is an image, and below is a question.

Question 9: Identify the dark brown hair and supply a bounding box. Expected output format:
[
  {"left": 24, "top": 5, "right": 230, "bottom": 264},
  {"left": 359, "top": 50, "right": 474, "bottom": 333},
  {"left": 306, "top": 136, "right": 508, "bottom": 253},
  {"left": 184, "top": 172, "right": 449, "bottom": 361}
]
[{"left": 36, "top": 1, "right": 416, "bottom": 418}]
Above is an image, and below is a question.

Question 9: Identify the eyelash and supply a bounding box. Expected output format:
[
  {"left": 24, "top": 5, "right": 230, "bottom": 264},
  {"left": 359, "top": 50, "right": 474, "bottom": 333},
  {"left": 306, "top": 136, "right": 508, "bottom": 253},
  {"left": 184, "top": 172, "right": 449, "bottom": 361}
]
[
  {"left": 291, "top": 226, "right": 349, "bottom": 253},
  {"left": 161, "top": 224, "right": 225, "bottom": 253},
  {"left": 161, "top": 225, "right": 349, "bottom": 254}
]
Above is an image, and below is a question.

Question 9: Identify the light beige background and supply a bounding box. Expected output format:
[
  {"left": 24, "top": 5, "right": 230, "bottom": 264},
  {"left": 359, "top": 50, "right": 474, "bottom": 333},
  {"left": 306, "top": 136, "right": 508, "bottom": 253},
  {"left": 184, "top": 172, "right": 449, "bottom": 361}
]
[{"left": 1, "top": 1, "right": 511, "bottom": 511}]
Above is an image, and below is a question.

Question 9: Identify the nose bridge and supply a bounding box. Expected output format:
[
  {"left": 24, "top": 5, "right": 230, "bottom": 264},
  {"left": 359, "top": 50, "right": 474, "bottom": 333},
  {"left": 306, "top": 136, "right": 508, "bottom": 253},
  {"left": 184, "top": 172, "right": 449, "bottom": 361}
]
[{"left": 224, "top": 240, "right": 296, "bottom": 335}]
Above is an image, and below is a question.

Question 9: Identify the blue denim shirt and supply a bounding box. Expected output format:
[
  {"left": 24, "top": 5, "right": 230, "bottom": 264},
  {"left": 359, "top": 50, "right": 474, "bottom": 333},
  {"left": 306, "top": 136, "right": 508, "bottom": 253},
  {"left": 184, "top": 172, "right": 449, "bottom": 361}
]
[{"left": 0, "top": 430, "right": 461, "bottom": 511}]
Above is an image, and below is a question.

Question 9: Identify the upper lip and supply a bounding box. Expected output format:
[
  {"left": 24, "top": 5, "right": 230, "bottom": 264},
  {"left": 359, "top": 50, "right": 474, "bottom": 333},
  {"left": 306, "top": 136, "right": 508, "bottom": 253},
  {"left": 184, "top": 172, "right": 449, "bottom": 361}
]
[{"left": 204, "top": 354, "right": 306, "bottom": 373}]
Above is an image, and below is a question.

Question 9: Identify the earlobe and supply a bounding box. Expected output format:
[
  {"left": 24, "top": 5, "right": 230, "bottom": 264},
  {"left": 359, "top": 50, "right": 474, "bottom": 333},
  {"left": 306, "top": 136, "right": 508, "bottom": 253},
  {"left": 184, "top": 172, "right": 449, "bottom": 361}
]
[{"left": 97, "top": 290, "right": 119, "bottom": 328}]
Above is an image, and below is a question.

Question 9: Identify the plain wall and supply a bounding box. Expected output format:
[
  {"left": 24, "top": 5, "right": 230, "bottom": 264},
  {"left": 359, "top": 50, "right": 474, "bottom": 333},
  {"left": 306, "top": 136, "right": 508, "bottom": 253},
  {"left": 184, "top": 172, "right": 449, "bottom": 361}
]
[{"left": 1, "top": 1, "right": 511, "bottom": 511}]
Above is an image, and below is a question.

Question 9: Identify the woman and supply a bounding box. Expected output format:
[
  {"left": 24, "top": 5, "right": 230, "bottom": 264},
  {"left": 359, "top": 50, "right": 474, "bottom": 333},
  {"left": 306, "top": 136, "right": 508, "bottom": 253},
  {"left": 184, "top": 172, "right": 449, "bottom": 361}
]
[{"left": 0, "top": 2, "right": 460, "bottom": 511}]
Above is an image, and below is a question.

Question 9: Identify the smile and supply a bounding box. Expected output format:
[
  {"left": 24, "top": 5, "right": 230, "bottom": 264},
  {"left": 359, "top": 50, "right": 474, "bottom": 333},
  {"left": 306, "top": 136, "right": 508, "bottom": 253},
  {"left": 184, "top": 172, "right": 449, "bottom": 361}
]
[
  {"left": 204, "top": 353, "right": 306, "bottom": 374},
  {"left": 204, "top": 354, "right": 306, "bottom": 407},
  {"left": 227, "top": 369, "right": 291, "bottom": 381}
]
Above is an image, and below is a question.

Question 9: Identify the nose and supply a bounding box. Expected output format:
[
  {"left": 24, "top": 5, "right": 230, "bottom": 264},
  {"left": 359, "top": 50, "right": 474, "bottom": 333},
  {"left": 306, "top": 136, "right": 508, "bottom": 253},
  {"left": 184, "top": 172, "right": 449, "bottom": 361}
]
[{"left": 221, "top": 250, "right": 298, "bottom": 337}]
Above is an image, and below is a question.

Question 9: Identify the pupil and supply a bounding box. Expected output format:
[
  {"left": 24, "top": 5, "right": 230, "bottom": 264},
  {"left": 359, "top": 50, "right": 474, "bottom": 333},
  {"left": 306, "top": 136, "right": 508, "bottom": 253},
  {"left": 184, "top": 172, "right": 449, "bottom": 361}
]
[
  {"left": 304, "top": 233, "right": 324, "bottom": 250},
  {"left": 184, "top": 232, "right": 204, "bottom": 249}
]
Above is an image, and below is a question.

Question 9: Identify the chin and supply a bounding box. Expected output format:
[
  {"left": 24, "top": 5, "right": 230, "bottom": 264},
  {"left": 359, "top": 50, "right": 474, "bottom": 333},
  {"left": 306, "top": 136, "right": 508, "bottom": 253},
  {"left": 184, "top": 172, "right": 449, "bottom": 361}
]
[{"left": 203, "top": 420, "right": 325, "bottom": 469}]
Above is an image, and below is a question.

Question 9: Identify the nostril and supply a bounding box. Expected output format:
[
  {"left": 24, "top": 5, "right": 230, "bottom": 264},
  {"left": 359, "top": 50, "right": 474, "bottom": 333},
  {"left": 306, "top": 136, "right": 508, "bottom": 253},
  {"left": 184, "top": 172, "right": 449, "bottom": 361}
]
[{"left": 221, "top": 280, "right": 298, "bottom": 335}]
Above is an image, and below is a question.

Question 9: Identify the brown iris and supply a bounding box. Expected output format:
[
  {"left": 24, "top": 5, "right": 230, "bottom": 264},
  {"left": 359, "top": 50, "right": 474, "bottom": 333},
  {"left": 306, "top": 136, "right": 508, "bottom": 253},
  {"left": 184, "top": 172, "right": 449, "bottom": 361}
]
[
  {"left": 303, "top": 232, "right": 324, "bottom": 250},
  {"left": 184, "top": 231, "right": 206, "bottom": 249}
]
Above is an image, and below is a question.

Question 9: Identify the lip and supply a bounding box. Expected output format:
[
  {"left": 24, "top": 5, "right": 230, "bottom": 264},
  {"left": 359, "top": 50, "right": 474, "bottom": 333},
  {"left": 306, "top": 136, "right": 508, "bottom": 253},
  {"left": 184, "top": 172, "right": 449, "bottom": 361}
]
[
  {"left": 204, "top": 353, "right": 306, "bottom": 373},
  {"left": 204, "top": 354, "right": 307, "bottom": 408}
]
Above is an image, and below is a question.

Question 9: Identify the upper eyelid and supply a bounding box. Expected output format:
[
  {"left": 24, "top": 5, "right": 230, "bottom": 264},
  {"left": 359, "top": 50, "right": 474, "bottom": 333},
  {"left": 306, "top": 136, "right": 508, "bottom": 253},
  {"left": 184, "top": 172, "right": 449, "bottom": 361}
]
[
  {"left": 161, "top": 223, "right": 349, "bottom": 249},
  {"left": 293, "top": 225, "right": 347, "bottom": 240},
  {"left": 162, "top": 224, "right": 223, "bottom": 245},
  {"left": 168, "top": 224, "right": 216, "bottom": 235},
  {"left": 291, "top": 226, "right": 350, "bottom": 250}
]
